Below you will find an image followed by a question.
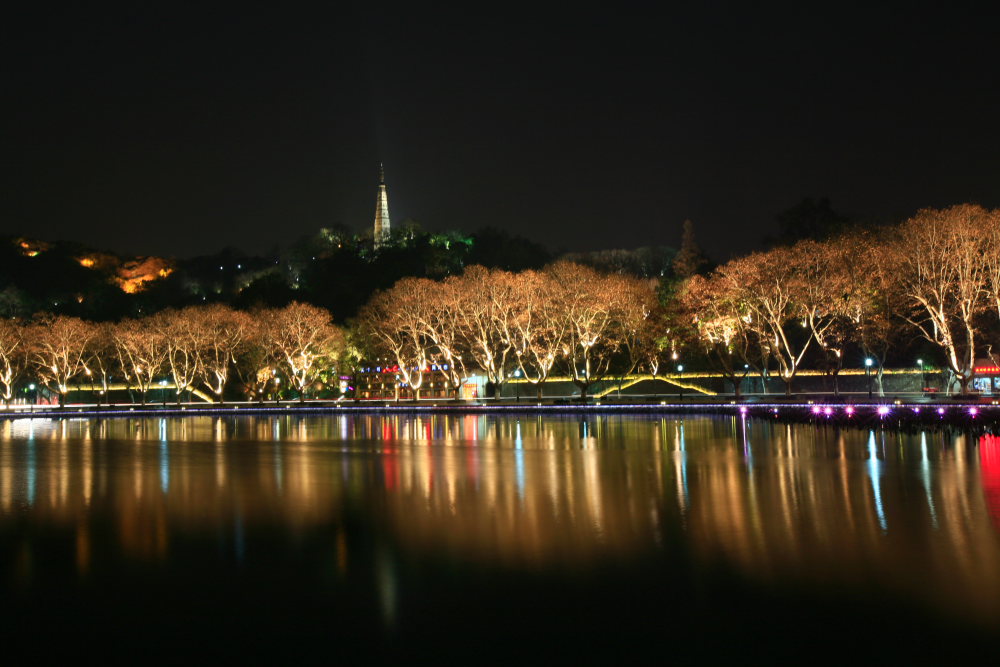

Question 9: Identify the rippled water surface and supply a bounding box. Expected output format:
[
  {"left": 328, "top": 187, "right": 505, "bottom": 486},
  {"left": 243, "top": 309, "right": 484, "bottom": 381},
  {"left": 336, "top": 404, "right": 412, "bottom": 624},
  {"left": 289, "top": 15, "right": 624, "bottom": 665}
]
[{"left": 2, "top": 414, "right": 1000, "bottom": 663}]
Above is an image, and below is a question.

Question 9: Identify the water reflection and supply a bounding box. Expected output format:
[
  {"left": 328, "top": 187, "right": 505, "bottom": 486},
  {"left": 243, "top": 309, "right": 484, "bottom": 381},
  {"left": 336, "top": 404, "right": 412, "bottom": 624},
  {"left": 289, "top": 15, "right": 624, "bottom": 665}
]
[{"left": 2, "top": 414, "right": 1000, "bottom": 630}]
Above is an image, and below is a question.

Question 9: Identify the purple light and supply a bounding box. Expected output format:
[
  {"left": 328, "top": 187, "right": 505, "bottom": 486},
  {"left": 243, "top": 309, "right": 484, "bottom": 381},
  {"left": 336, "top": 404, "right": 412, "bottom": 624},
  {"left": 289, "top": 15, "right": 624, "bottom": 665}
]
[
  {"left": 811, "top": 406, "right": 821, "bottom": 414},
  {"left": 912, "top": 406, "right": 921, "bottom": 413},
  {"left": 937, "top": 407, "right": 946, "bottom": 415},
  {"left": 969, "top": 407, "right": 979, "bottom": 416},
  {"left": 739, "top": 406, "right": 748, "bottom": 415},
  {"left": 845, "top": 406, "right": 854, "bottom": 416},
  {"left": 823, "top": 407, "right": 832, "bottom": 416},
  {"left": 877, "top": 406, "right": 890, "bottom": 416}
]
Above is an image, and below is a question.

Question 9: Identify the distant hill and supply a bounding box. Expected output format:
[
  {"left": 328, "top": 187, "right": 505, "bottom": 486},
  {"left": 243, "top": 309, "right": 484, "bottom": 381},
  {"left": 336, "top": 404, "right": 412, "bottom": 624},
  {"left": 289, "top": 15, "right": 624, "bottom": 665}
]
[{"left": 0, "top": 227, "right": 554, "bottom": 322}]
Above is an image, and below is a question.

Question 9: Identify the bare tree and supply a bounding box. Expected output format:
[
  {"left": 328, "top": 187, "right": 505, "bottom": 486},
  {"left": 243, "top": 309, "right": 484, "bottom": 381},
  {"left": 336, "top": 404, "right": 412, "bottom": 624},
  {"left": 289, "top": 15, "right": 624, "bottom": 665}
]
[
  {"left": 509, "top": 269, "right": 566, "bottom": 400},
  {"left": 156, "top": 308, "right": 203, "bottom": 404},
  {"left": 791, "top": 239, "right": 864, "bottom": 395},
  {"left": 681, "top": 274, "right": 755, "bottom": 397},
  {"left": 977, "top": 207, "right": 1000, "bottom": 371},
  {"left": 265, "top": 302, "right": 344, "bottom": 402},
  {"left": 356, "top": 283, "right": 433, "bottom": 399},
  {"left": 27, "top": 314, "right": 96, "bottom": 406},
  {"left": 84, "top": 322, "right": 118, "bottom": 405},
  {"left": 452, "top": 266, "right": 517, "bottom": 398},
  {"left": 0, "top": 319, "right": 28, "bottom": 405},
  {"left": 234, "top": 315, "right": 278, "bottom": 402},
  {"left": 837, "top": 230, "right": 903, "bottom": 395},
  {"left": 428, "top": 277, "right": 472, "bottom": 398},
  {"left": 614, "top": 276, "right": 663, "bottom": 392},
  {"left": 715, "top": 247, "right": 813, "bottom": 394},
  {"left": 188, "top": 305, "right": 250, "bottom": 403},
  {"left": 112, "top": 317, "right": 169, "bottom": 405},
  {"left": 547, "top": 262, "right": 627, "bottom": 401},
  {"left": 889, "top": 204, "right": 992, "bottom": 394}
]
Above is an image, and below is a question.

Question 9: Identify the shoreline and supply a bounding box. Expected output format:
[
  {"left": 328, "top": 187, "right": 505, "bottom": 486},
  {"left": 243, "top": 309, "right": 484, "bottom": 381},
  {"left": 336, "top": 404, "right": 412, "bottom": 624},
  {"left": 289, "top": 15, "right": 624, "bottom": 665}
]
[{"left": 2, "top": 398, "right": 998, "bottom": 428}]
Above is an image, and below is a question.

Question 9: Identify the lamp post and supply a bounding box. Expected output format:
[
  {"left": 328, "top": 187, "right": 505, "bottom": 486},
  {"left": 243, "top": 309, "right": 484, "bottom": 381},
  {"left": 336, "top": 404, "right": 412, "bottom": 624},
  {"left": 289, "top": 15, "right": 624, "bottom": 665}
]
[
  {"left": 677, "top": 364, "right": 684, "bottom": 402},
  {"left": 917, "top": 359, "right": 926, "bottom": 394},
  {"left": 514, "top": 369, "right": 521, "bottom": 402},
  {"left": 865, "top": 358, "right": 874, "bottom": 399},
  {"left": 85, "top": 368, "right": 94, "bottom": 406}
]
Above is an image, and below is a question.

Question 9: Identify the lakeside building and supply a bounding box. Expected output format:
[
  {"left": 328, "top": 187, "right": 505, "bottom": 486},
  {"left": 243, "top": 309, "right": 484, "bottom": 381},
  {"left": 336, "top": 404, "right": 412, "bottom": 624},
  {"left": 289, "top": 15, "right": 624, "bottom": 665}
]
[
  {"left": 973, "top": 360, "right": 1000, "bottom": 395},
  {"left": 356, "top": 365, "right": 486, "bottom": 400}
]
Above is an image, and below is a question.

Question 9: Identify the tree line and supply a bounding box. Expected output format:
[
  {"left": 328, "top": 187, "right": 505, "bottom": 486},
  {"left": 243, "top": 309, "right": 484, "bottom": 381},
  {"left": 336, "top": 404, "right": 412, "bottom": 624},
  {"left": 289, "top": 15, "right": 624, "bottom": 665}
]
[
  {"left": 3, "top": 203, "right": 1000, "bottom": 404},
  {"left": 355, "top": 263, "right": 664, "bottom": 400},
  {"left": 0, "top": 262, "right": 664, "bottom": 404},
  {"left": 357, "top": 203, "right": 1000, "bottom": 399},
  {"left": 679, "top": 203, "right": 1000, "bottom": 395},
  {"left": 0, "top": 303, "right": 346, "bottom": 405}
]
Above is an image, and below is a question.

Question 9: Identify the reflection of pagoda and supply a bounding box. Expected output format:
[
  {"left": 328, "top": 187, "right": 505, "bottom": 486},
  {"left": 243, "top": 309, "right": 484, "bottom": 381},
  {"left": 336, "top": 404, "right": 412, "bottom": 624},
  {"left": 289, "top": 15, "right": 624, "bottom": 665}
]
[{"left": 373, "top": 163, "right": 391, "bottom": 247}]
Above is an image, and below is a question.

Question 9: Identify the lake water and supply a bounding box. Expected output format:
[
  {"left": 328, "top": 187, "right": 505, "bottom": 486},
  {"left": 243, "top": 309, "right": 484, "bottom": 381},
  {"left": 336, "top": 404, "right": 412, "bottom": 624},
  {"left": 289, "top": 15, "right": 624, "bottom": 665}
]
[{"left": 2, "top": 414, "right": 999, "bottom": 663}]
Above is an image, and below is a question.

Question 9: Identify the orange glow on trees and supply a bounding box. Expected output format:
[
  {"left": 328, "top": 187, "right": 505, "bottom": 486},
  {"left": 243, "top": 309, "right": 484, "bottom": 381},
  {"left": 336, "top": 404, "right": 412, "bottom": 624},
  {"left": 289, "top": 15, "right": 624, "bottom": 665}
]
[
  {"left": 356, "top": 280, "right": 433, "bottom": 400},
  {"left": 27, "top": 315, "right": 96, "bottom": 406},
  {"left": 509, "top": 269, "right": 565, "bottom": 399},
  {"left": 424, "top": 276, "right": 471, "bottom": 398},
  {"left": 681, "top": 274, "right": 755, "bottom": 397},
  {"left": 714, "top": 246, "right": 813, "bottom": 394},
  {"left": 355, "top": 262, "right": 664, "bottom": 401},
  {"left": 888, "top": 204, "right": 996, "bottom": 394},
  {"left": 451, "top": 266, "right": 518, "bottom": 399},
  {"left": 0, "top": 319, "right": 27, "bottom": 404},
  {"left": 263, "top": 302, "right": 345, "bottom": 402},
  {"left": 156, "top": 309, "right": 203, "bottom": 403},
  {"left": 233, "top": 317, "right": 277, "bottom": 402},
  {"left": 10, "top": 202, "right": 1000, "bottom": 404},
  {"left": 111, "top": 317, "right": 168, "bottom": 405},
  {"left": 189, "top": 305, "right": 251, "bottom": 403}
]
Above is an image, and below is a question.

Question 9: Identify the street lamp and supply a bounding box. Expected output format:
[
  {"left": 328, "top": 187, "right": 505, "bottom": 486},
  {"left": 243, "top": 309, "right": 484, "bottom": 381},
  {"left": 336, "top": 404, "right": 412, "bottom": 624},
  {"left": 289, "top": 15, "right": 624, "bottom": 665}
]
[
  {"left": 514, "top": 369, "right": 522, "bottom": 402},
  {"left": 677, "top": 364, "right": 684, "bottom": 402},
  {"left": 865, "top": 358, "right": 874, "bottom": 399},
  {"left": 917, "top": 359, "right": 926, "bottom": 393}
]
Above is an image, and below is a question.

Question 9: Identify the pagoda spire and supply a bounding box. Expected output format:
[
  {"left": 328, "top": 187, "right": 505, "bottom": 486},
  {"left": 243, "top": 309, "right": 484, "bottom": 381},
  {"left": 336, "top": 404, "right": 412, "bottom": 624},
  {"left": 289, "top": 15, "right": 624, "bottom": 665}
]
[{"left": 373, "top": 162, "right": 391, "bottom": 247}]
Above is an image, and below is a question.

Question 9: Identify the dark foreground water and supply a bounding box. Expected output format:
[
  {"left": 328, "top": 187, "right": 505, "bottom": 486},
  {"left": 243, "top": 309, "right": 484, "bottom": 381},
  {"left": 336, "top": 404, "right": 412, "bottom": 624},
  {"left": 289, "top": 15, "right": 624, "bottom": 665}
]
[{"left": 2, "top": 414, "right": 1000, "bottom": 664}]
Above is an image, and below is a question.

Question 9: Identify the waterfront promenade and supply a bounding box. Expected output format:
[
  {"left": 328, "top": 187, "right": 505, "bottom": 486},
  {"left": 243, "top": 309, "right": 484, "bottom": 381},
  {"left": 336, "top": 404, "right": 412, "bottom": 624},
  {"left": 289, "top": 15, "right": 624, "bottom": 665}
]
[{"left": 2, "top": 394, "right": 998, "bottom": 428}]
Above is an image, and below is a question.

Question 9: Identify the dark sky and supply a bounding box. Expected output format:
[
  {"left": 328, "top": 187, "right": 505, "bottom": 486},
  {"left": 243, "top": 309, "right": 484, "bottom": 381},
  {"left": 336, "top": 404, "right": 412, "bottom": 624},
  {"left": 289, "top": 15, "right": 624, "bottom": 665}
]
[{"left": 2, "top": 3, "right": 998, "bottom": 260}]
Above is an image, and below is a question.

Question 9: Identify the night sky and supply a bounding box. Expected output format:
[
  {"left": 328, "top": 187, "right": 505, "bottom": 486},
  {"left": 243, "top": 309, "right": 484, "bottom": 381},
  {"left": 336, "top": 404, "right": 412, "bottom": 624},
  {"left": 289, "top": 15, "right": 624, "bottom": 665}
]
[{"left": 2, "top": 4, "right": 998, "bottom": 260}]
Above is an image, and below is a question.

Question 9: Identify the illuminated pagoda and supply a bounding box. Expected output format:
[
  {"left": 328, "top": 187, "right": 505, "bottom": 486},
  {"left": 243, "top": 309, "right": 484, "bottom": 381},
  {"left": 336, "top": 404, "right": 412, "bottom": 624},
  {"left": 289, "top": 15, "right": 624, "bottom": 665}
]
[{"left": 372, "top": 163, "right": 391, "bottom": 247}]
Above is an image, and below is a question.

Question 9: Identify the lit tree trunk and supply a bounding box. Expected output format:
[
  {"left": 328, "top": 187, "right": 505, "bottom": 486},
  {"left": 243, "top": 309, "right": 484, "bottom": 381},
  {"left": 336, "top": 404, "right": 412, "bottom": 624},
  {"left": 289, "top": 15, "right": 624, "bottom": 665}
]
[
  {"left": 28, "top": 315, "right": 94, "bottom": 410},
  {"left": 892, "top": 205, "right": 990, "bottom": 396},
  {"left": 0, "top": 320, "right": 26, "bottom": 407}
]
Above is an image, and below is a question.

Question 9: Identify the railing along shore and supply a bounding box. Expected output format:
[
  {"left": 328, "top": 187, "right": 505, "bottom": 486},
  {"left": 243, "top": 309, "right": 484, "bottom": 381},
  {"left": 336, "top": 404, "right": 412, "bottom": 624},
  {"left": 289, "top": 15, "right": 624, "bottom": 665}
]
[{"left": 2, "top": 394, "right": 999, "bottom": 428}]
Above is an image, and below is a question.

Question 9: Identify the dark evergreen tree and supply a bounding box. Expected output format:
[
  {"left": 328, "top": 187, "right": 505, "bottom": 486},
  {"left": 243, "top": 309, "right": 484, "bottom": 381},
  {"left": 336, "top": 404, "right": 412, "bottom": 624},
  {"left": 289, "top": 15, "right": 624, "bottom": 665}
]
[
  {"left": 671, "top": 220, "right": 709, "bottom": 279},
  {"left": 769, "top": 197, "right": 849, "bottom": 246}
]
